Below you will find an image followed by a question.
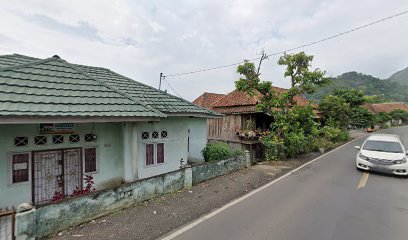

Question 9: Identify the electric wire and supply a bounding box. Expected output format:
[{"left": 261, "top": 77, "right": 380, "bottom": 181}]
[
  {"left": 164, "top": 10, "right": 408, "bottom": 78},
  {"left": 163, "top": 78, "right": 184, "bottom": 98}
]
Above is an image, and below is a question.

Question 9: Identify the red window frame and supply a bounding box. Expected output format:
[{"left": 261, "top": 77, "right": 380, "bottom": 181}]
[
  {"left": 11, "top": 153, "right": 30, "bottom": 183},
  {"left": 145, "top": 143, "right": 165, "bottom": 166},
  {"left": 157, "top": 143, "right": 164, "bottom": 164},
  {"left": 84, "top": 148, "right": 97, "bottom": 173},
  {"left": 145, "top": 144, "right": 154, "bottom": 165}
]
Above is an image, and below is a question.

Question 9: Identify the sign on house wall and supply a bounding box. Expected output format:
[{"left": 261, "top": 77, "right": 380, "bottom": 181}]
[{"left": 39, "top": 123, "right": 75, "bottom": 134}]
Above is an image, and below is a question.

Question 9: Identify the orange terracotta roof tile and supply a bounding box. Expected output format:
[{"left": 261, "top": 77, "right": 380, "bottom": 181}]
[
  {"left": 211, "top": 87, "right": 310, "bottom": 109},
  {"left": 193, "top": 92, "right": 226, "bottom": 109},
  {"left": 363, "top": 102, "right": 408, "bottom": 113}
]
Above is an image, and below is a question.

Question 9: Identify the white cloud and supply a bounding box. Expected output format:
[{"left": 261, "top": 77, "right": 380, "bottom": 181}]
[{"left": 0, "top": 0, "right": 407, "bottom": 100}]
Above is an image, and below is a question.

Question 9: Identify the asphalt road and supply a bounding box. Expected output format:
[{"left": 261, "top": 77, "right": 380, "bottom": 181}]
[{"left": 164, "top": 126, "right": 408, "bottom": 240}]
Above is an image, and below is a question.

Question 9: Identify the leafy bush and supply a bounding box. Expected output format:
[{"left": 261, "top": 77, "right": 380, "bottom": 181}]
[
  {"left": 201, "top": 141, "right": 242, "bottom": 162},
  {"left": 349, "top": 107, "right": 374, "bottom": 128},
  {"left": 261, "top": 133, "right": 286, "bottom": 161},
  {"left": 284, "top": 130, "right": 307, "bottom": 158},
  {"left": 337, "top": 130, "right": 349, "bottom": 142},
  {"left": 389, "top": 109, "right": 408, "bottom": 122},
  {"left": 375, "top": 112, "right": 391, "bottom": 124},
  {"left": 312, "top": 137, "right": 334, "bottom": 150},
  {"left": 318, "top": 126, "right": 348, "bottom": 143}
]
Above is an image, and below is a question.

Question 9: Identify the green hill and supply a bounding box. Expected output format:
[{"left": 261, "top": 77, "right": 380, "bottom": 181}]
[
  {"left": 307, "top": 71, "right": 408, "bottom": 103},
  {"left": 388, "top": 67, "right": 408, "bottom": 86}
]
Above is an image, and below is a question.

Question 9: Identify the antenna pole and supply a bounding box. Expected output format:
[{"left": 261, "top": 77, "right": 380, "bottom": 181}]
[{"left": 159, "top": 73, "right": 163, "bottom": 90}]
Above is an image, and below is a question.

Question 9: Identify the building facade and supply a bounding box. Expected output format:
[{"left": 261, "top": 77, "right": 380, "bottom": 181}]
[{"left": 0, "top": 54, "right": 217, "bottom": 207}]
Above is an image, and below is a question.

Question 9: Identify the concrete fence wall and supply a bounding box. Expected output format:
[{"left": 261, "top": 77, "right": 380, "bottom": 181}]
[
  {"left": 14, "top": 151, "right": 250, "bottom": 240},
  {"left": 192, "top": 151, "right": 250, "bottom": 185},
  {"left": 15, "top": 168, "right": 192, "bottom": 240}
]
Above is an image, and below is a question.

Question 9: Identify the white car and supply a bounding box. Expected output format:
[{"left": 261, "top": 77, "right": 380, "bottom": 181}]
[{"left": 355, "top": 134, "right": 408, "bottom": 176}]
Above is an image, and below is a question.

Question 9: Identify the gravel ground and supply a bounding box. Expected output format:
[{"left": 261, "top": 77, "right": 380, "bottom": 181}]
[{"left": 49, "top": 131, "right": 366, "bottom": 240}]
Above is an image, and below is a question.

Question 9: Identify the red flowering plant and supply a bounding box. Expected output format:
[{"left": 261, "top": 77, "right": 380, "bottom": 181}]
[
  {"left": 72, "top": 175, "right": 96, "bottom": 196},
  {"left": 51, "top": 191, "right": 64, "bottom": 202}
]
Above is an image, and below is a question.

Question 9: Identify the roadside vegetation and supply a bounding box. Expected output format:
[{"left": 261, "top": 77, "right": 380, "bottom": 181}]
[
  {"left": 232, "top": 51, "right": 408, "bottom": 161},
  {"left": 234, "top": 51, "right": 336, "bottom": 160},
  {"left": 202, "top": 141, "right": 243, "bottom": 162},
  {"left": 319, "top": 88, "right": 408, "bottom": 128}
]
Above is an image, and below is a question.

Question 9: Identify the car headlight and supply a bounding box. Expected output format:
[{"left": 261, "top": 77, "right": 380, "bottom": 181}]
[
  {"left": 359, "top": 153, "right": 370, "bottom": 160},
  {"left": 394, "top": 158, "right": 407, "bottom": 164}
]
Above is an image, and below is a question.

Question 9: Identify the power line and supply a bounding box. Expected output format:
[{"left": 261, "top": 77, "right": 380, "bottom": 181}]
[
  {"left": 164, "top": 10, "right": 408, "bottom": 78},
  {"left": 163, "top": 78, "right": 184, "bottom": 98}
]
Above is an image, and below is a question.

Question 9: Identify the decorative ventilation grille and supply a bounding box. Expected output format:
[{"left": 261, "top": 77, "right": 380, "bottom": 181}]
[
  {"left": 14, "top": 137, "right": 28, "bottom": 147},
  {"left": 141, "top": 132, "right": 149, "bottom": 139},
  {"left": 52, "top": 135, "right": 64, "bottom": 144},
  {"left": 69, "top": 134, "right": 80, "bottom": 143},
  {"left": 34, "top": 136, "right": 47, "bottom": 145},
  {"left": 152, "top": 131, "right": 159, "bottom": 139},
  {"left": 161, "top": 131, "right": 168, "bottom": 138},
  {"left": 85, "top": 134, "right": 97, "bottom": 142}
]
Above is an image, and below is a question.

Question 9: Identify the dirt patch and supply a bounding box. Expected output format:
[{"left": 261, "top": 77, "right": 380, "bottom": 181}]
[{"left": 49, "top": 150, "right": 325, "bottom": 240}]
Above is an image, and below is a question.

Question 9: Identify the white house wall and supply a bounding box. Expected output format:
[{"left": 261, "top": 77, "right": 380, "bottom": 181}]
[
  {"left": 134, "top": 117, "right": 207, "bottom": 179},
  {"left": 0, "top": 117, "right": 209, "bottom": 207},
  {"left": 187, "top": 117, "right": 207, "bottom": 160},
  {"left": 0, "top": 123, "right": 124, "bottom": 208}
]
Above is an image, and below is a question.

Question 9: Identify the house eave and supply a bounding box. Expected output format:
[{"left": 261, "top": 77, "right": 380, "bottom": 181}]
[
  {"left": 164, "top": 112, "right": 224, "bottom": 118},
  {"left": 0, "top": 116, "right": 162, "bottom": 124}
]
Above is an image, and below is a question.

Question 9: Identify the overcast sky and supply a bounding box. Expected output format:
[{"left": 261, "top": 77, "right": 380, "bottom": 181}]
[{"left": 1, "top": 0, "right": 407, "bottom": 101}]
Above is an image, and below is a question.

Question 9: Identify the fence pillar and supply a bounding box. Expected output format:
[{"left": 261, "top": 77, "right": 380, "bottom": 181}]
[
  {"left": 245, "top": 150, "right": 251, "bottom": 168},
  {"left": 15, "top": 208, "right": 36, "bottom": 240},
  {"left": 184, "top": 167, "right": 193, "bottom": 189}
]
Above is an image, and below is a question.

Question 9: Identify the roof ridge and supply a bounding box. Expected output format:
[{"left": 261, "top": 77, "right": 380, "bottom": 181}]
[
  {"left": 375, "top": 102, "right": 406, "bottom": 104},
  {"left": 11, "top": 53, "right": 40, "bottom": 60},
  {"left": 58, "top": 59, "right": 166, "bottom": 118},
  {"left": 204, "top": 92, "right": 225, "bottom": 96},
  {"left": 0, "top": 57, "right": 56, "bottom": 72}
]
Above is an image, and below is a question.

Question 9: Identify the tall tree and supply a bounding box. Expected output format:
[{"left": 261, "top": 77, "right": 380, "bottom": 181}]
[
  {"left": 319, "top": 95, "right": 351, "bottom": 128},
  {"left": 332, "top": 89, "right": 365, "bottom": 108},
  {"left": 235, "top": 51, "right": 328, "bottom": 114},
  {"left": 235, "top": 51, "right": 328, "bottom": 159}
]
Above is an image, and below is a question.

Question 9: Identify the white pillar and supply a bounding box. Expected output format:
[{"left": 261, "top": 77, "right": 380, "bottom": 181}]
[
  {"left": 123, "top": 122, "right": 134, "bottom": 182},
  {"left": 132, "top": 123, "right": 138, "bottom": 180},
  {"left": 245, "top": 150, "right": 251, "bottom": 168}
]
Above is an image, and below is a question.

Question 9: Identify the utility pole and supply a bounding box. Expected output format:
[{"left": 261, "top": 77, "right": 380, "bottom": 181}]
[{"left": 159, "top": 73, "right": 163, "bottom": 90}]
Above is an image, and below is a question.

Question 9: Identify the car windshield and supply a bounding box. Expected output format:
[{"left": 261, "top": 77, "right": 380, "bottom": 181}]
[{"left": 362, "top": 140, "right": 403, "bottom": 153}]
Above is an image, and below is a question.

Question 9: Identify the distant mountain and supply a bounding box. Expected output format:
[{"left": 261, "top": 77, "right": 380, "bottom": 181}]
[
  {"left": 307, "top": 71, "right": 408, "bottom": 103},
  {"left": 388, "top": 67, "right": 408, "bottom": 86}
]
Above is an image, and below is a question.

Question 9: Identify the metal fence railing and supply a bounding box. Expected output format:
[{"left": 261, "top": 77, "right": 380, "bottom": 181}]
[{"left": 0, "top": 207, "right": 15, "bottom": 240}]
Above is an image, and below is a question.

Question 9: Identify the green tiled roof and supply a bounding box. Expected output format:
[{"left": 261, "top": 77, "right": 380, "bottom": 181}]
[
  {"left": 74, "top": 65, "right": 219, "bottom": 115},
  {"left": 0, "top": 56, "right": 165, "bottom": 118},
  {"left": 0, "top": 54, "right": 220, "bottom": 117}
]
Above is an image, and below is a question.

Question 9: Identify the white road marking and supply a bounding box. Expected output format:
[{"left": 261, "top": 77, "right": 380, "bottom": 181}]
[{"left": 159, "top": 134, "right": 367, "bottom": 240}]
